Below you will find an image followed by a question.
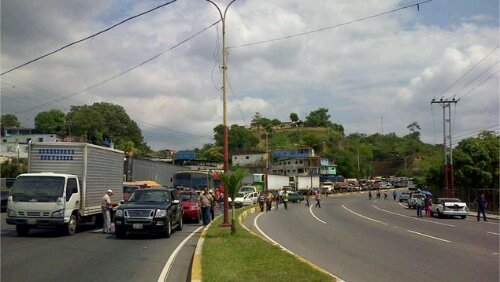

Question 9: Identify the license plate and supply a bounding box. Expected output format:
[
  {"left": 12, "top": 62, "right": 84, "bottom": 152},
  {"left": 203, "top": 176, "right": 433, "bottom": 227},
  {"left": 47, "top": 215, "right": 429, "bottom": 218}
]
[{"left": 132, "top": 223, "right": 143, "bottom": 229}]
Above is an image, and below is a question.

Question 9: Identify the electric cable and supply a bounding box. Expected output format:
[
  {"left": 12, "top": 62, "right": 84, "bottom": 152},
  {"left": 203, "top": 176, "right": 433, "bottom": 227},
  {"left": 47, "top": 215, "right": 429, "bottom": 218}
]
[
  {"left": 1, "top": 0, "right": 178, "bottom": 76},
  {"left": 228, "top": 0, "right": 432, "bottom": 49}
]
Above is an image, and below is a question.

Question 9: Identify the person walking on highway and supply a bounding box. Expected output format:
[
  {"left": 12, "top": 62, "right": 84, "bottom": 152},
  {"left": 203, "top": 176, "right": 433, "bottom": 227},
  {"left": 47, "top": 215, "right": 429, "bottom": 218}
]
[
  {"left": 415, "top": 197, "right": 424, "bottom": 217},
  {"left": 258, "top": 192, "right": 265, "bottom": 212},
  {"left": 315, "top": 191, "right": 322, "bottom": 208},
  {"left": 209, "top": 191, "right": 216, "bottom": 220},
  {"left": 384, "top": 191, "right": 388, "bottom": 200},
  {"left": 475, "top": 193, "right": 488, "bottom": 221},
  {"left": 376, "top": 189, "right": 381, "bottom": 199},
  {"left": 392, "top": 190, "right": 397, "bottom": 201},
  {"left": 282, "top": 191, "right": 289, "bottom": 211},
  {"left": 368, "top": 190, "right": 373, "bottom": 200},
  {"left": 101, "top": 189, "right": 114, "bottom": 234},
  {"left": 424, "top": 196, "right": 432, "bottom": 217},
  {"left": 274, "top": 191, "right": 280, "bottom": 211},
  {"left": 265, "top": 191, "right": 273, "bottom": 212},
  {"left": 218, "top": 190, "right": 224, "bottom": 214},
  {"left": 199, "top": 188, "right": 212, "bottom": 226},
  {"left": 305, "top": 191, "right": 310, "bottom": 207}
]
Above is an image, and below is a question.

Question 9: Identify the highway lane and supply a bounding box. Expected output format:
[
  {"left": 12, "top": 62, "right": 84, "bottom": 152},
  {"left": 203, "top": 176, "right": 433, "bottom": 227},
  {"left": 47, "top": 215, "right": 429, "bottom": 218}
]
[
  {"left": 252, "top": 191, "right": 499, "bottom": 282},
  {"left": 1, "top": 213, "right": 202, "bottom": 282}
]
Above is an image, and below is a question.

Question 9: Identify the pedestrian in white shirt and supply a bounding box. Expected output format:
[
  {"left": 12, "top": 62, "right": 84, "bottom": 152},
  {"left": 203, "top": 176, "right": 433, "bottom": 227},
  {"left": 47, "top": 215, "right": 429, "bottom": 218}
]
[{"left": 102, "top": 189, "right": 114, "bottom": 234}]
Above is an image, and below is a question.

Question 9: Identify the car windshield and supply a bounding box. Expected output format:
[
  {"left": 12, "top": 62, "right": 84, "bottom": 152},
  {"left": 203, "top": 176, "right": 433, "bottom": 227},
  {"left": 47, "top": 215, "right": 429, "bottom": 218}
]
[
  {"left": 179, "top": 193, "right": 195, "bottom": 201},
  {"left": 123, "top": 186, "right": 140, "bottom": 193},
  {"left": 236, "top": 192, "right": 245, "bottom": 198},
  {"left": 10, "top": 176, "right": 65, "bottom": 202},
  {"left": 440, "top": 198, "right": 461, "bottom": 202},
  {"left": 128, "top": 190, "right": 170, "bottom": 204}
]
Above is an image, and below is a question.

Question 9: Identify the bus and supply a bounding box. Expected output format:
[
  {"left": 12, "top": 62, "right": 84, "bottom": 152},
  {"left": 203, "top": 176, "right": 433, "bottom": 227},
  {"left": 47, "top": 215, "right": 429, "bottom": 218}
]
[{"left": 173, "top": 170, "right": 215, "bottom": 193}]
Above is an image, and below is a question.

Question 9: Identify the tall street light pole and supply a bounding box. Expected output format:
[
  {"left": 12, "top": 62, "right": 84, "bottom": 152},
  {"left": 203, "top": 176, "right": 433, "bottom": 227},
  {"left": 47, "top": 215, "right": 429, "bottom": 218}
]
[{"left": 207, "top": 0, "right": 236, "bottom": 227}]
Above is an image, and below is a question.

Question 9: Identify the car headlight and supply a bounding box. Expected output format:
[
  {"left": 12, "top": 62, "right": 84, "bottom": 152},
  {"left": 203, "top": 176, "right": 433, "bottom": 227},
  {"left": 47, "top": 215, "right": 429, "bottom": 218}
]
[
  {"left": 7, "top": 209, "right": 16, "bottom": 217},
  {"left": 155, "top": 209, "right": 167, "bottom": 218},
  {"left": 52, "top": 209, "right": 64, "bottom": 218},
  {"left": 115, "top": 210, "right": 123, "bottom": 217}
]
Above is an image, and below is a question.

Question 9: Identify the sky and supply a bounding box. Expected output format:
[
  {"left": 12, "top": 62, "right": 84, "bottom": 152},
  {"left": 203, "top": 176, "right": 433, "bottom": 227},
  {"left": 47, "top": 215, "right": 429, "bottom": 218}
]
[{"left": 1, "top": 0, "right": 499, "bottom": 151}]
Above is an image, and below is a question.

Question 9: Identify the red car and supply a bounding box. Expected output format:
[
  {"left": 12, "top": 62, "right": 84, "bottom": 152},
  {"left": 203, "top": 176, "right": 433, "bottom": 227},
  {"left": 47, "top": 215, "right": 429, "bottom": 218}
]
[{"left": 179, "top": 191, "right": 201, "bottom": 223}]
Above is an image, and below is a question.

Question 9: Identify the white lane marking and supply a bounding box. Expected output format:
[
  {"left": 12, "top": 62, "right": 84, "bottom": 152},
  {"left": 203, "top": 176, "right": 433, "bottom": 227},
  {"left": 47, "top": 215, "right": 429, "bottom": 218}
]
[
  {"left": 487, "top": 232, "right": 500, "bottom": 236},
  {"left": 157, "top": 225, "right": 203, "bottom": 282},
  {"left": 253, "top": 213, "right": 344, "bottom": 281},
  {"left": 398, "top": 202, "right": 408, "bottom": 208},
  {"left": 309, "top": 204, "right": 327, "bottom": 224},
  {"left": 342, "top": 205, "right": 388, "bottom": 225},
  {"left": 406, "top": 229, "right": 451, "bottom": 243},
  {"left": 372, "top": 205, "right": 455, "bottom": 227}
]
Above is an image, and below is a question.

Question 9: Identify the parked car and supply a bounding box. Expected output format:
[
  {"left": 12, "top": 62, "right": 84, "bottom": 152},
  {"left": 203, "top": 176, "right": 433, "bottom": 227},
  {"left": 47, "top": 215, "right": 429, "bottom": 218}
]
[
  {"left": 431, "top": 198, "right": 469, "bottom": 219},
  {"left": 320, "top": 182, "right": 335, "bottom": 194},
  {"left": 398, "top": 192, "right": 411, "bottom": 202},
  {"left": 240, "top": 186, "right": 258, "bottom": 194},
  {"left": 1, "top": 190, "right": 9, "bottom": 212},
  {"left": 378, "top": 182, "right": 393, "bottom": 189},
  {"left": 114, "top": 187, "right": 183, "bottom": 238},
  {"left": 407, "top": 193, "right": 426, "bottom": 209},
  {"left": 233, "top": 192, "right": 258, "bottom": 208},
  {"left": 179, "top": 190, "right": 201, "bottom": 223},
  {"left": 287, "top": 192, "right": 304, "bottom": 203}
]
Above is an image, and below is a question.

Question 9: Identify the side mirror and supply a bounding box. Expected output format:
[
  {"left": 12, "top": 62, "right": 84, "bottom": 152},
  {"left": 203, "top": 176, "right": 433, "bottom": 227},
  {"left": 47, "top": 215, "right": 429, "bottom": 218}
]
[{"left": 172, "top": 199, "right": 180, "bottom": 204}]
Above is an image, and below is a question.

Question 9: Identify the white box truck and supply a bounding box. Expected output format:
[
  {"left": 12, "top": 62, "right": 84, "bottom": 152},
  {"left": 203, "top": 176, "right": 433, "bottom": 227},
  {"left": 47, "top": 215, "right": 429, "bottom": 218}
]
[
  {"left": 296, "top": 175, "right": 320, "bottom": 191},
  {"left": 267, "top": 174, "right": 291, "bottom": 191},
  {"left": 6, "top": 143, "right": 124, "bottom": 236}
]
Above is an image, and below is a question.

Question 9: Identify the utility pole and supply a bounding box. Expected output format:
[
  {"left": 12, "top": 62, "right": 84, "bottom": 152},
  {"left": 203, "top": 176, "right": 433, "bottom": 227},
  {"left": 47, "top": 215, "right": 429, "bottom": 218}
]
[
  {"left": 207, "top": 0, "right": 236, "bottom": 227},
  {"left": 431, "top": 98, "right": 459, "bottom": 197}
]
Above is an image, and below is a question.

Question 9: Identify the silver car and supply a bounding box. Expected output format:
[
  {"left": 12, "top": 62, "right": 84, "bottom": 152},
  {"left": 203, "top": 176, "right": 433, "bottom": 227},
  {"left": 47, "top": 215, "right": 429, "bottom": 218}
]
[{"left": 431, "top": 198, "right": 469, "bottom": 219}]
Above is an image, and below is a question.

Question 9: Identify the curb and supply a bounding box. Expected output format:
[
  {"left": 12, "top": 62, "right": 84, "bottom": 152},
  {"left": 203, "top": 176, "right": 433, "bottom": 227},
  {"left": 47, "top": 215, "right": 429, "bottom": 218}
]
[
  {"left": 239, "top": 205, "right": 343, "bottom": 282},
  {"left": 190, "top": 214, "right": 222, "bottom": 282}
]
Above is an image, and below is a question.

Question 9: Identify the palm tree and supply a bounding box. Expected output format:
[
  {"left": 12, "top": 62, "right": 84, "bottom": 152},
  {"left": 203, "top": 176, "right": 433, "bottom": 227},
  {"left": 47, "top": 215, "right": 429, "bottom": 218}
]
[{"left": 218, "top": 168, "right": 247, "bottom": 234}]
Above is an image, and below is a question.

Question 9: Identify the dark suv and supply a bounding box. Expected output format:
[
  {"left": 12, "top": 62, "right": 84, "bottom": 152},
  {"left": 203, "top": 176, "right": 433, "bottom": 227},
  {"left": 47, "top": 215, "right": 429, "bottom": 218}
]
[{"left": 114, "top": 188, "right": 183, "bottom": 238}]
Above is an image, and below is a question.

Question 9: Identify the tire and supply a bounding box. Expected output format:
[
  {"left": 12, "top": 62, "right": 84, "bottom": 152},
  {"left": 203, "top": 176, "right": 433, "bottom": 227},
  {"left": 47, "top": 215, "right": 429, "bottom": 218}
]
[
  {"left": 63, "top": 214, "right": 77, "bottom": 236},
  {"left": 460, "top": 215, "right": 466, "bottom": 219},
  {"left": 164, "top": 220, "right": 171, "bottom": 238},
  {"left": 16, "top": 225, "right": 30, "bottom": 236},
  {"left": 437, "top": 210, "right": 443, "bottom": 218},
  {"left": 176, "top": 217, "right": 183, "bottom": 231},
  {"left": 115, "top": 228, "right": 126, "bottom": 239}
]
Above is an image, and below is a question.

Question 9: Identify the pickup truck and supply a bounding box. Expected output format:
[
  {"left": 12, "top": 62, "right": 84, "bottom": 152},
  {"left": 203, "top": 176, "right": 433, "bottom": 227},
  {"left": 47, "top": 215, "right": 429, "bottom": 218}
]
[{"left": 114, "top": 187, "right": 183, "bottom": 238}]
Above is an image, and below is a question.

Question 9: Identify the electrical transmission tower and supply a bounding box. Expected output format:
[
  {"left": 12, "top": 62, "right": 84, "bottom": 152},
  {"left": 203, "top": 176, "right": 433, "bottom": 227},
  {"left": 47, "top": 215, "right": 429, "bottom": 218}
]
[{"left": 431, "top": 98, "right": 459, "bottom": 197}]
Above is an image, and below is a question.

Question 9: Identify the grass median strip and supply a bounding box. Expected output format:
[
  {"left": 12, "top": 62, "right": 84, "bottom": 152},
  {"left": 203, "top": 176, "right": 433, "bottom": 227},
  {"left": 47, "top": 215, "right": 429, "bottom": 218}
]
[{"left": 201, "top": 207, "right": 334, "bottom": 282}]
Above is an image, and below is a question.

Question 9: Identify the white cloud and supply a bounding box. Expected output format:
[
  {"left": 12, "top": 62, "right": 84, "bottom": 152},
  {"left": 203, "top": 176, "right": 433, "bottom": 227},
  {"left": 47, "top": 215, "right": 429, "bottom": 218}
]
[{"left": 1, "top": 0, "right": 498, "bottom": 150}]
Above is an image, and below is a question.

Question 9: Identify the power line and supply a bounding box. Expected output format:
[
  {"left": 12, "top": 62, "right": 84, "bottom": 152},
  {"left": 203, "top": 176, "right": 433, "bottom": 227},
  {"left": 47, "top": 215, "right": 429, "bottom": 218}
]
[
  {"left": 440, "top": 45, "right": 499, "bottom": 97},
  {"left": 228, "top": 0, "right": 432, "bottom": 49},
  {"left": 1, "top": 0, "right": 178, "bottom": 76},
  {"left": 456, "top": 67, "right": 499, "bottom": 100},
  {"left": 13, "top": 20, "right": 221, "bottom": 115},
  {"left": 448, "top": 60, "right": 499, "bottom": 99}
]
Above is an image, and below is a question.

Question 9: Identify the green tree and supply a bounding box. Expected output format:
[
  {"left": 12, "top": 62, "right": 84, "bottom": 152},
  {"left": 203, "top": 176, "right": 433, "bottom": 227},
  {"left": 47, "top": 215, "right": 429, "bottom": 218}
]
[
  {"left": 34, "top": 109, "right": 66, "bottom": 134},
  {"left": 304, "top": 108, "right": 334, "bottom": 128},
  {"left": 213, "top": 124, "right": 259, "bottom": 154},
  {"left": 1, "top": 159, "right": 27, "bottom": 178},
  {"left": 290, "top": 113, "right": 299, "bottom": 123},
  {"left": 1, "top": 114, "right": 20, "bottom": 127},
  {"left": 67, "top": 103, "right": 150, "bottom": 155},
  {"left": 218, "top": 168, "right": 247, "bottom": 234}
]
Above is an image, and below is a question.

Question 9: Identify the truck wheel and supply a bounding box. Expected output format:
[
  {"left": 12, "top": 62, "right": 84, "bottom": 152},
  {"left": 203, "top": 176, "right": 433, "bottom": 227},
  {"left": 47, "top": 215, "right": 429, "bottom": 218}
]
[
  {"left": 63, "top": 214, "right": 77, "bottom": 235},
  {"left": 164, "top": 220, "right": 172, "bottom": 238},
  {"left": 16, "top": 225, "right": 30, "bottom": 236},
  {"left": 437, "top": 210, "right": 443, "bottom": 218},
  {"left": 176, "top": 217, "right": 183, "bottom": 231},
  {"left": 460, "top": 215, "right": 466, "bottom": 219}
]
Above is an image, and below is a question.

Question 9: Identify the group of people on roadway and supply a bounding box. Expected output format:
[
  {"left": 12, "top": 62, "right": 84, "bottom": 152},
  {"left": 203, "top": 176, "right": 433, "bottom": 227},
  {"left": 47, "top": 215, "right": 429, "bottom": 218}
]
[{"left": 257, "top": 190, "right": 322, "bottom": 212}]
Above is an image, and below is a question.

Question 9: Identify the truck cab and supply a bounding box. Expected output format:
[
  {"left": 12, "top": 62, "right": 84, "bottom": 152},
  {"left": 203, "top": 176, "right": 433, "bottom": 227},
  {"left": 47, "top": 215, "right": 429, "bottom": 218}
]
[{"left": 6, "top": 172, "right": 81, "bottom": 236}]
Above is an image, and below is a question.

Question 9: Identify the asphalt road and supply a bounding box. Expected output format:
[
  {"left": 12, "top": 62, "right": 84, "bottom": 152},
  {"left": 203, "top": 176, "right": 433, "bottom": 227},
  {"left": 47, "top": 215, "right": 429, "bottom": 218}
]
[
  {"left": 248, "top": 191, "right": 499, "bottom": 282},
  {"left": 0, "top": 213, "right": 202, "bottom": 282}
]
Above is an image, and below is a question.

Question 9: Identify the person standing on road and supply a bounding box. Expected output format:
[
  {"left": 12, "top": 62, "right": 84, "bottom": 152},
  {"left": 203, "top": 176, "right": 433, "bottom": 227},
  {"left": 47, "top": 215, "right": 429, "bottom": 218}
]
[
  {"left": 392, "top": 190, "right": 397, "bottom": 201},
  {"left": 475, "top": 193, "right": 488, "bottom": 221},
  {"left": 265, "top": 191, "right": 273, "bottom": 212},
  {"left": 209, "top": 191, "right": 216, "bottom": 220},
  {"left": 384, "top": 191, "right": 388, "bottom": 200},
  {"left": 368, "top": 190, "right": 373, "bottom": 200},
  {"left": 101, "top": 189, "right": 114, "bottom": 234},
  {"left": 415, "top": 197, "right": 424, "bottom": 217},
  {"left": 258, "top": 192, "right": 265, "bottom": 212},
  {"left": 282, "top": 191, "right": 289, "bottom": 211},
  {"left": 274, "top": 191, "right": 280, "bottom": 211},
  {"left": 305, "top": 191, "right": 310, "bottom": 207},
  {"left": 424, "top": 196, "right": 432, "bottom": 217},
  {"left": 218, "top": 189, "right": 224, "bottom": 214},
  {"left": 315, "top": 191, "right": 322, "bottom": 208},
  {"left": 199, "top": 188, "right": 212, "bottom": 226}
]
